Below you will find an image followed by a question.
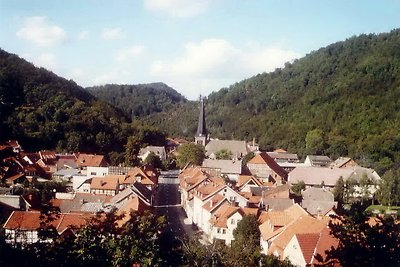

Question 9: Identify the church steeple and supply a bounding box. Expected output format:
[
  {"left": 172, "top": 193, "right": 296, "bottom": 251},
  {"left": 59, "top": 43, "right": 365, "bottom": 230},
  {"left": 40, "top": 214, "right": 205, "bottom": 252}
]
[
  {"left": 195, "top": 96, "right": 208, "bottom": 146},
  {"left": 196, "top": 96, "right": 207, "bottom": 137}
]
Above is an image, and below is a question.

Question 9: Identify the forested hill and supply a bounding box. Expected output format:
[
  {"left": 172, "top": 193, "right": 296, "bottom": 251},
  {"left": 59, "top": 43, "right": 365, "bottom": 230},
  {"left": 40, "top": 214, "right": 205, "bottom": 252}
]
[
  {"left": 87, "top": 83, "right": 187, "bottom": 118},
  {"left": 147, "top": 29, "right": 400, "bottom": 173},
  {"left": 0, "top": 49, "right": 151, "bottom": 161}
]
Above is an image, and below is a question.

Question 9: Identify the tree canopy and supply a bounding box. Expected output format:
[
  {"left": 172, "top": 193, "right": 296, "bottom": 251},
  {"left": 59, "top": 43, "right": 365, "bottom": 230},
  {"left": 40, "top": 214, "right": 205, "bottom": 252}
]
[{"left": 176, "top": 143, "right": 205, "bottom": 168}]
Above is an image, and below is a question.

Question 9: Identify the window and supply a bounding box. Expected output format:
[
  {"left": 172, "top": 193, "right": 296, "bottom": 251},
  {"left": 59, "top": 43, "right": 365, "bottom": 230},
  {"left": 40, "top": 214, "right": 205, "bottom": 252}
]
[
  {"left": 90, "top": 172, "right": 96, "bottom": 175},
  {"left": 231, "top": 219, "right": 235, "bottom": 225},
  {"left": 217, "top": 228, "right": 221, "bottom": 234},
  {"left": 222, "top": 229, "right": 226, "bottom": 234}
]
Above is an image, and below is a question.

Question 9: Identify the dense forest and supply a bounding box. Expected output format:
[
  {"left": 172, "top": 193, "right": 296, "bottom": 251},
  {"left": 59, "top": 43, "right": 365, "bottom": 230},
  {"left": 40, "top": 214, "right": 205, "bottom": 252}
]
[
  {"left": 87, "top": 83, "right": 187, "bottom": 118},
  {"left": 145, "top": 29, "right": 400, "bottom": 174},
  {"left": 0, "top": 49, "right": 165, "bottom": 164}
]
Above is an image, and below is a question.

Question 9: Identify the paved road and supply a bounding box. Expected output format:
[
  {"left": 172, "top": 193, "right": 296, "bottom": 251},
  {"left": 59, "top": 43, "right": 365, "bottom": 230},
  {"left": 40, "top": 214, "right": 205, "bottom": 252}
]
[{"left": 155, "top": 171, "right": 196, "bottom": 237}]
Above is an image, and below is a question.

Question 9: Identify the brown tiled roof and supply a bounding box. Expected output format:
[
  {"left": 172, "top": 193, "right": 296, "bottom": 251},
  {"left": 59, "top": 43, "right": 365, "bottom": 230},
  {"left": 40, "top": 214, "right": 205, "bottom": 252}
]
[
  {"left": 90, "top": 176, "right": 119, "bottom": 190},
  {"left": 3, "top": 211, "right": 90, "bottom": 233},
  {"left": 312, "top": 227, "right": 341, "bottom": 266},
  {"left": 268, "top": 216, "right": 329, "bottom": 257},
  {"left": 237, "top": 175, "right": 263, "bottom": 188},
  {"left": 248, "top": 152, "right": 288, "bottom": 179},
  {"left": 259, "top": 204, "right": 309, "bottom": 242},
  {"left": 77, "top": 153, "right": 106, "bottom": 167},
  {"left": 202, "top": 194, "right": 226, "bottom": 212},
  {"left": 211, "top": 203, "right": 240, "bottom": 228},
  {"left": 196, "top": 184, "right": 224, "bottom": 199},
  {"left": 296, "top": 233, "right": 320, "bottom": 264}
]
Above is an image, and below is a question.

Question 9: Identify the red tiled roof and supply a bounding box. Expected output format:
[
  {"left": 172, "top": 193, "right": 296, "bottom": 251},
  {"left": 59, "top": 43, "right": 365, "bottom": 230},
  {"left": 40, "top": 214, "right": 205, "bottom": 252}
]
[
  {"left": 90, "top": 176, "right": 119, "bottom": 190},
  {"left": 77, "top": 153, "right": 106, "bottom": 167},
  {"left": 237, "top": 175, "right": 263, "bottom": 188},
  {"left": 312, "top": 227, "right": 341, "bottom": 266},
  {"left": 248, "top": 152, "right": 288, "bottom": 179},
  {"left": 3, "top": 211, "right": 90, "bottom": 233},
  {"left": 296, "top": 233, "right": 320, "bottom": 264}
]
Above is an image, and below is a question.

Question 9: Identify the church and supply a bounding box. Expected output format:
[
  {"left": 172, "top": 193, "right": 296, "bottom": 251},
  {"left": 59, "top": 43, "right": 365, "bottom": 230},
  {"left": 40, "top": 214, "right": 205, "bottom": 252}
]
[{"left": 194, "top": 97, "right": 258, "bottom": 160}]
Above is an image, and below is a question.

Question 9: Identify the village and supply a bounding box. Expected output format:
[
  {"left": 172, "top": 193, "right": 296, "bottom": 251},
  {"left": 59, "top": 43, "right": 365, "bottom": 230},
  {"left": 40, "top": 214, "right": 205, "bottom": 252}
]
[{"left": 0, "top": 99, "right": 385, "bottom": 267}]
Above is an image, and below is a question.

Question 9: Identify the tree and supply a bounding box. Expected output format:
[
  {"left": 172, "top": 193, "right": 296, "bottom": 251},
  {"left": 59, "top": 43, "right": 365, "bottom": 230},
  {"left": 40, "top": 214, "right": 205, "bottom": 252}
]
[
  {"left": 291, "top": 181, "right": 306, "bottom": 196},
  {"left": 328, "top": 203, "right": 400, "bottom": 266},
  {"left": 124, "top": 136, "right": 141, "bottom": 166},
  {"left": 305, "top": 129, "right": 326, "bottom": 155},
  {"left": 0, "top": 210, "right": 169, "bottom": 267},
  {"left": 344, "top": 177, "right": 357, "bottom": 204},
  {"left": 333, "top": 176, "right": 345, "bottom": 205},
  {"left": 228, "top": 215, "right": 261, "bottom": 266},
  {"left": 215, "top": 149, "right": 233, "bottom": 160},
  {"left": 144, "top": 151, "right": 164, "bottom": 169},
  {"left": 377, "top": 169, "right": 400, "bottom": 206},
  {"left": 176, "top": 143, "right": 205, "bottom": 168}
]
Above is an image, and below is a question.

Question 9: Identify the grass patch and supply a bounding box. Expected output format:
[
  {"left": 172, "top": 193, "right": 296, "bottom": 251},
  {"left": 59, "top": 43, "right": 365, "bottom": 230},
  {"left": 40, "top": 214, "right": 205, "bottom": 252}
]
[{"left": 366, "top": 205, "right": 400, "bottom": 214}]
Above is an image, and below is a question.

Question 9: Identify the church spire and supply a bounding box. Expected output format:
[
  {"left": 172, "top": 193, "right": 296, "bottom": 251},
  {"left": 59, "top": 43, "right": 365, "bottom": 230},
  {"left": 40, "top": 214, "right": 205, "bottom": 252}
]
[
  {"left": 196, "top": 96, "right": 207, "bottom": 137},
  {"left": 195, "top": 96, "right": 208, "bottom": 146}
]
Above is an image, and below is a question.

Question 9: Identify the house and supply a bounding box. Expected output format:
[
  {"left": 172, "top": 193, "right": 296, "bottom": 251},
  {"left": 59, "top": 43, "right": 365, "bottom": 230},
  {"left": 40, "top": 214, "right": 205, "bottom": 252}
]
[
  {"left": 267, "top": 150, "right": 299, "bottom": 163},
  {"left": 283, "top": 226, "right": 340, "bottom": 267},
  {"left": 56, "top": 154, "right": 78, "bottom": 170},
  {"left": 179, "top": 167, "right": 211, "bottom": 220},
  {"left": 205, "top": 139, "right": 249, "bottom": 160},
  {"left": 90, "top": 175, "right": 122, "bottom": 196},
  {"left": 259, "top": 204, "right": 310, "bottom": 254},
  {"left": 267, "top": 215, "right": 330, "bottom": 258},
  {"left": 259, "top": 184, "right": 293, "bottom": 211},
  {"left": 3, "top": 211, "right": 90, "bottom": 245},
  {"left": 301, "top": 187, "right": 337, "bottom": 217},
  {"left": 202, "top": 159, "right": 242, "bottom": 181},
  {"left": 289, "top": 166, "right": 380, "bottom": 193},
  {"left": 288, "top": 167, "right": 354, "bottom": 188},
  {"left": 246, "top": 152, "right": 288, "bottom": 184},
  {"left": 76, "top": 153, "right": 108, "bottom": 169},
  {"left": 209, "top": 203, "right": 259, "bottom": 245},
  {"left": 74, "top": 176, "right": 92, "bottom": 193},
  {"left": 36, "top": 150, "right": 58, "bottom": 175},
  {"left": 304, "top": 155, "right": 332, "bottom": 167},
  {"left": 123, "top": 166, "right": 158, "bottom": 191},
  {"left": 330, "top": 157, "right": 358, "bottom": 168},
  {"left": 56, "top": 192, "right": 110, "bottom": 213},
  {"left": 284, "top": 233, "right": 321, "bottom": 266},
  {"left": 108, "top": 166, "right": 134, "bottom": 175},
  {"left": 236, "top": 175, "right": 264, "bottom": 193},
  {"left": 139, "top": 146, "right": 167, "bottom": 161}
]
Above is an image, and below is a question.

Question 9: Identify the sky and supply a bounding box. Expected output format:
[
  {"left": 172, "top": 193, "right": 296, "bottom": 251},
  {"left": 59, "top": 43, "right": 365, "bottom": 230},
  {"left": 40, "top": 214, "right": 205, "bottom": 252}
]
[{"left": 1, "top": 0, "right": 399, "bottom": 100}]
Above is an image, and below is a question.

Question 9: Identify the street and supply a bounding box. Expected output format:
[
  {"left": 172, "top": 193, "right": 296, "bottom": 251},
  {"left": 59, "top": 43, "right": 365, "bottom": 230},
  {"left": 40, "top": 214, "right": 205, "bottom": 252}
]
[{"left": 155, "top": 170, "right": 196, "bottom": 237}]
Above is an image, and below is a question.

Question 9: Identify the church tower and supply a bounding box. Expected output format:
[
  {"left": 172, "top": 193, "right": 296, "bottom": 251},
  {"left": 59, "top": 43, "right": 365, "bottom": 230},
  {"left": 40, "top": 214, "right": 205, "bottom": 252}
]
[{"left": 195, "top": 96, "right": 208, "bottom": 146}]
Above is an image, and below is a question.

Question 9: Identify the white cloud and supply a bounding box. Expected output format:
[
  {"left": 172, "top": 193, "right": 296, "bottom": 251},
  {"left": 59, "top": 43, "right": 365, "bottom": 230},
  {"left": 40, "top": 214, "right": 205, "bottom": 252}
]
[
  {"left": 101, "top": 27, "right": 124, "bottom": 40},
  {"left": 77, "top": 30, "right": 89, "bottom": 40},
  {"left": 115, "top": 45, "right": 145, "bottom": 62},
  {"left": 150, "top": 38, "right": 301, "bottom": 99},
  {"left": 16, "top": 16, "right": 67, "bottom": 47},
  {"left": 144, "top": 0, "right": 211, "bottom": 18}
]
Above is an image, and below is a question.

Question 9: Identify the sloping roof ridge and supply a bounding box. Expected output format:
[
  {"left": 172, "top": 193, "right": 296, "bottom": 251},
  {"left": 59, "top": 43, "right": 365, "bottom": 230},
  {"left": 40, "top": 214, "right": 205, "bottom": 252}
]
[
  {"left": 296, "top": 233, "right": 321, "bottom": 264},
  {"left": 188, "top": 171, "right": 210, "bottom": 191},
  {"left": 208, "top": 196, "right": 229, "bottom": 213}
]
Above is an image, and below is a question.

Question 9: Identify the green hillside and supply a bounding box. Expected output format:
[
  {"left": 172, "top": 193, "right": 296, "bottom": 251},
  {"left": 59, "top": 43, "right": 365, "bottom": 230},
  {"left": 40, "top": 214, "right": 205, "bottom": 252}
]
[
  {"left": 87, "top": 83, "right": 187, "bottom": 118},
  {"left": 0, "top": 49, "right": 164, "bottom": 162},
  {"left": 147, "top": 30, "right": 400, "bottom": 173}
]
